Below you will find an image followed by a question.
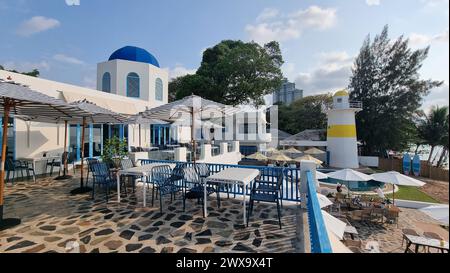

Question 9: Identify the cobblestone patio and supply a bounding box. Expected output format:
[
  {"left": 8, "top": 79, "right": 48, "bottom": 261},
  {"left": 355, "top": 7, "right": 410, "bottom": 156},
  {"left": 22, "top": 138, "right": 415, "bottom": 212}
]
[
  {"left": 0, "top": 175, "right": 300, "bottom": 253},
  {"left": 344, "top": 208, "right": 448, "bottom": 253}
]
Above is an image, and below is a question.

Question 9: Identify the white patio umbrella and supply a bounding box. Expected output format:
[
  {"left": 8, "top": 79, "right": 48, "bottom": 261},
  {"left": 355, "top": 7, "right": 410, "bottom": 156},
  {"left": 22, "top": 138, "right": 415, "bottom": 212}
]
[
  {"left": 126, "top": 115, "right": 168, "bottom": 147},
  {"left": 327, "top": 169, "right": 373, "bottom": 197},
  {"left": 304, "top": 147, "right": 326, "bottom": 155},
  {"left": 139, "top": 95, "right": 237, "bottom": 164},
  {"left": 0, "top": 82, "right": 83, "bottom": 230},
  {"left": 371, "top": 171, "right": 426, "bottom": 203},
  {"left": 283, "top": 147, "right": 302, "bottom": 154},
  {"left": 68, "top": 100, "right": 129, "bottom": 194},
  {"left": 318, "top": 193, "right": 333, "bottom": 208},
  {"left": 245, "top": 152, "right": 268, "bottom": 161},
  {"left": 419, "top": 205, "right": 449, "bottom": 226},
  {"left": 322, "top": 210, "right": 347, "bottom": 240},
  {"left": 316, "top": 171, "right": 329, "bottom": 180},
  {"left": 293, "top": 155, "right": 323, "bottom": 165},
  {"left": 268, "top": 153, "right": 292, "bottom": 162}
]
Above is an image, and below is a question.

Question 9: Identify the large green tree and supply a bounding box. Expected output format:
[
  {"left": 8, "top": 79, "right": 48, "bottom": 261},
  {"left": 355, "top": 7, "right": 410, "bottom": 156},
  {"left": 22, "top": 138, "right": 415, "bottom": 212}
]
[
  {"left": 277, "top": 94, "right": 333, "bottom": 135},
  {"left": 170, "top": 40, "right": 284, "bottom": 106},
  {"left": 349, "top": 25, "right": 442, "bottom": 156}
]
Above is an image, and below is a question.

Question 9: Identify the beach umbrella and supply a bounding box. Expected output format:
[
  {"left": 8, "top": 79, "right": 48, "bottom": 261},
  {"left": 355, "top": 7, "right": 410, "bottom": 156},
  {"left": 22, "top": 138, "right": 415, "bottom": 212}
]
[
  {"left": 371, "top": 171, "right": 426, "bottom": 203},
  {"left": 0, "top": 82, "right": 83, "bottom": 230},
  {"left": 283, "top": 147, "right": 302, "bottom": 154},
  {"left": 293, "top": 155, "right": 323, "bottom": 165},
  {"left": 328, "top": 169, "right": 373, "bottom": 197},
  {"left": 126, "top": 115, "right": 168, "bottom": 147},
  {"left": 316, "top": 171, "right": 329, "bottom": 180},
  {"left": 318, "top": 193, "right": 333, "bottom": 208},
  {"left": 419, "top": 205, "right": 449, "bottom": 226},
  {"left": 304, "top": 147, "right": 326, "bottom": 155},
  {"left": 263, "top": 147, "right": 280, "bottom": 154},
  {"left": 67, "top": 100, "right": 129, "bottom": 195},
  {"left": 139, "top": 95, "right": 237, "bottom": 164},
  {"left": 322, "top": 210, "right": 347, "bottom": 240},
  {"left": 268, "top": 153, "right": 292, "bottom": 162},
  {"left": 245, "top": 152, "right": 268, "bottom": 161}
]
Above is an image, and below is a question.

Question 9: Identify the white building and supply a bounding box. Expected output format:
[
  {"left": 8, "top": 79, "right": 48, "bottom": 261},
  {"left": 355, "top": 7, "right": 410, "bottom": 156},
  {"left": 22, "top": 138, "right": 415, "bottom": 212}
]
[
  {"left": 1, "top": 45, "right": 270, "bottom": 169},
  {"left": 1, "top": 46, "right": 168, "bottom": 169}
]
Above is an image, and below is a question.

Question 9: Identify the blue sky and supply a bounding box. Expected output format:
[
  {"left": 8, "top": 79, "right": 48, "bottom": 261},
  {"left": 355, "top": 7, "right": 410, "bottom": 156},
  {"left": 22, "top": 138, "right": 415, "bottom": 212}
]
[{"left": 0, "top": 0, "right": 448, "bottom": 110}]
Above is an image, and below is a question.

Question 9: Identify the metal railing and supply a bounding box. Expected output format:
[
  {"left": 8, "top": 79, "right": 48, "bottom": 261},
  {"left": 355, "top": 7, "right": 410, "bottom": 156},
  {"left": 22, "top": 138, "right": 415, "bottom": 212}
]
[
  {"left": 306, "top": 171, "right": 332, "bottom": 253},
  {"left": 349, "top": 101, "right": 363, "bottom": 109},
  {"left": 140, "top": 159, "right": 301, "bottom": 201}
]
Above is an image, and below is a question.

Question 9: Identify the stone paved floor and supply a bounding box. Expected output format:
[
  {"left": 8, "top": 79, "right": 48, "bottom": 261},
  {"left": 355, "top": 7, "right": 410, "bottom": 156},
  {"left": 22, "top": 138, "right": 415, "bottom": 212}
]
[
  {"left": 343, "top": 208, "right": 449, "bottom": 253},
  {"left": 0, "top": 175, "right": 299, "bottom": 253}
]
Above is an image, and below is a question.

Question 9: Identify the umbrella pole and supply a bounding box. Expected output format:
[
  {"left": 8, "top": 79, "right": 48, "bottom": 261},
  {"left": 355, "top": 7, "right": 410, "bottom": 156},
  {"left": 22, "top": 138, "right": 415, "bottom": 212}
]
[
  {"left": 70, "top": 117, "right": 91, "bottom": 195},
  {"left": 0, "top": 100, "right": 21, "bottom": 230},
  {"left": 55, "top": 121, "right": 72, "bottom": 180},
  {"left": 139, "top": 124, "right": 142, "bottom": 147},
  {"left": 80, "top": 117, "right": 86, "bottom": 187}
]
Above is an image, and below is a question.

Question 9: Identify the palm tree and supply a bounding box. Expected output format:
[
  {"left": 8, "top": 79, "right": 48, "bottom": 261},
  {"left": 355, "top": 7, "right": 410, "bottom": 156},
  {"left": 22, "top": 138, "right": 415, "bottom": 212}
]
[{"left": 418, "top": 106, "right": 449, "bottom": 165}]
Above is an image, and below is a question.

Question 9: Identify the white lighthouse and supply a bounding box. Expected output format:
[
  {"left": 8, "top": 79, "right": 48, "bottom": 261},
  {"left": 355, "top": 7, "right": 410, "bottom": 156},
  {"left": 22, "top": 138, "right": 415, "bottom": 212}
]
[{"left": 326, "top": 90, "right": 362, "bottom": 169}]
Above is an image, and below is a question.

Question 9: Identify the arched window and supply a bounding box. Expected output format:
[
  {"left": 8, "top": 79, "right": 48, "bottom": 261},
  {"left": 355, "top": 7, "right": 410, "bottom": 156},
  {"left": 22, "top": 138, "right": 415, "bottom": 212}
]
[
  {"left": 155, "top": 78, "right": 163, "bottom": 101},
  {"left": 127, "top": 72, "right": 140, "bottom": 98},
  {"left": 102, "top": 72, "right": 111, "bottom": 93}
]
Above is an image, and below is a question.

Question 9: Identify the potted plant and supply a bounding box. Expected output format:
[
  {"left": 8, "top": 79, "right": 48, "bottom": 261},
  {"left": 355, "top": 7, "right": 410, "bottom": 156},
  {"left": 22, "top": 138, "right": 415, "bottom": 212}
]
[{"left": 102, "top": 136, "right": 128, "bottom": 168}]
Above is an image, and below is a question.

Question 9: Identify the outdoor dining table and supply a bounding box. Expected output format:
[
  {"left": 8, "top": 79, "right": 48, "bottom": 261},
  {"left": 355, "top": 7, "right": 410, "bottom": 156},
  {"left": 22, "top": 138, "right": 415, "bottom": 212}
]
[
  {"left": 404, "top": 234, "right": 449, "bottom": 253},
  {"left": 116, "top": 163, "right": 176, "bottom": 207},
  {"left": 205, "top": 168, "right": 260, "bottom": 224},
  {"left": 17, "top": 155, "right": 61, "bottom": 182}
]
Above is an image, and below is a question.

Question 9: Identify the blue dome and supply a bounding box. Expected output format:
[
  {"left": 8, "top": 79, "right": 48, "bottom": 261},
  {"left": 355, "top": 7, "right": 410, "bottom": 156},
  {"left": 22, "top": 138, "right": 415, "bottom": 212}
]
[{"left": 109, "top": 46, "right": 160, "bottom": 67}]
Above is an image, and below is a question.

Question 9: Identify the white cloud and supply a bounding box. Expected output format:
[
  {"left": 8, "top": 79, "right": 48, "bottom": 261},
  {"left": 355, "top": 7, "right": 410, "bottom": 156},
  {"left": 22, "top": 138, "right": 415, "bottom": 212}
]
[
  {"left": 409, "top": 29, "right": 449, "bottom": 46},
  {"left": 17, "top": 16, "right": 60, "bottom": 37},
  {"left": 256, "top": 8, "right": 279, "bottom": 22},
  {"left": 53, "top": 54, "right": 85, "bottom": 65},
  {"left": 422, "top": 83, "right": 449, "bottom": 112},
  {"left": 245, "top": 6, "right": 337, "bottom": 44},
  {"left": 293, "top": 51, "right": 354, "bottom": 95},
  {"left": 366, "top": 0, "right": 381, "bottom": 6},
  {"left": 2, "top": 60, "right": 50, "bottom": 72},
  {"left": 167, "top": 64, "right": 196, "bottom": 80}
]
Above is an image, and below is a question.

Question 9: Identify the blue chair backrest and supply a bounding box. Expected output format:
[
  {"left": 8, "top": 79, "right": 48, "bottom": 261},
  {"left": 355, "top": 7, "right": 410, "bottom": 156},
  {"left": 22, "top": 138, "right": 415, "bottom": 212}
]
[
  {"left": 171, "top": 163, "right": 186, "bottom": 181},
  {"left": 120, "top": 158, "right": 134, "bottom": 170},
  {"left": 5, "top": 158, "right": 15, "bottom": 171},
  {"left": 91, "top": 162, "right": 110, "bottom": 183},
  {"left": 151, "top": 165, "right": 173, "bottom": 186},
  {"left": 195, "top": 163, "right": 210, "bottom": 178},
  {"left": 87, "top": 158, "right": 99, "bottom": 171},
  {"left": 182, "top": 167, "right": 201, "bottom": 186}
]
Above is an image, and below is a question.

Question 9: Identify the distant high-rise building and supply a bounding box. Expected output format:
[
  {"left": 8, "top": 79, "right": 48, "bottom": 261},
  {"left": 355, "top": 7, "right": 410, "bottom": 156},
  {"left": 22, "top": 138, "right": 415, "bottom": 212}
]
[{"left": 272, "top": 78, "right": 303, "bottom": 106}]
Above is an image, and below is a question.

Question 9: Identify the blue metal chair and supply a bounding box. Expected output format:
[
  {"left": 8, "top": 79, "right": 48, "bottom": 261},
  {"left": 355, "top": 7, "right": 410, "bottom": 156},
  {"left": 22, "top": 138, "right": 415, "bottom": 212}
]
[
  {"left": 151, "top": 165, "right": 181, "bottom": 213},
  {"left": 247, "top": 168, "right": 284, "bottom": 229},
  {"left": 182, "top": 166, "right": 220, "bottom": 215},
  {"left": 86, "top": 158, "right": 99, "bottom": 187},
  {"left": 120, "top": 158, "right": 138, "bottom": 193},
  {"left": 91, "top": 162, "right": 122, "bottom": 202}
]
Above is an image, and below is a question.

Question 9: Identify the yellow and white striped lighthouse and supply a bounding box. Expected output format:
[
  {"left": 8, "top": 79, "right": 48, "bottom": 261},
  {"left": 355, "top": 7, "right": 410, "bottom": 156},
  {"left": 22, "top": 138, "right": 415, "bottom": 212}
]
[{"left": 326, "top": 90, "right": 362, "bottom": 169}]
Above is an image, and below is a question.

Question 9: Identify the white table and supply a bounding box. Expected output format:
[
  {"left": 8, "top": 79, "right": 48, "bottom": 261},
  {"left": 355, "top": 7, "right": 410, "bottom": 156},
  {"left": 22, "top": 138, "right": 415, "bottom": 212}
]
[
  {"left": 404, "top": 234, "right": 449, "bottom": 253},
  {"left": 206, "top": 168, "right": 260, "bottom": 224},
  {"left": 116, "top": 163, "right": 176, "bottom": 207},
  {"left": 18, "top": 155, "right": 61, "bottom": 182}
]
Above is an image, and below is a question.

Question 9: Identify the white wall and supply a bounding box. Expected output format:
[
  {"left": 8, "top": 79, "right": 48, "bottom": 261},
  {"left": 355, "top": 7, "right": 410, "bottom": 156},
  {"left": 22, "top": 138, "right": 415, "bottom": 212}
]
[
  {"left": 359, "top": 156, "right": 379, "bottom": 167},
  {"left": 97, "top": 59, "right": 168, "bottom": 105}
]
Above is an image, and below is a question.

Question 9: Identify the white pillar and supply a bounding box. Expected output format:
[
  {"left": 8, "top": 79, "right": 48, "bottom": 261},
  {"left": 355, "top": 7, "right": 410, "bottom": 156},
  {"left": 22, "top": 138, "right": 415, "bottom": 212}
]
[
  {"left": 174, "top": 147, "right": 187, "bottom": 162},
  {"left": 200, "top": 144, "right": 211, "bottom": 161},
  {"left": 219, "top": 142, "right": 228, "bottom": 155},
  {"left": 231, "top": 141, "right": 240, "bottom": 153},
  {"left": 300, "top": 160, "right": 318, "bottom": 209}
]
